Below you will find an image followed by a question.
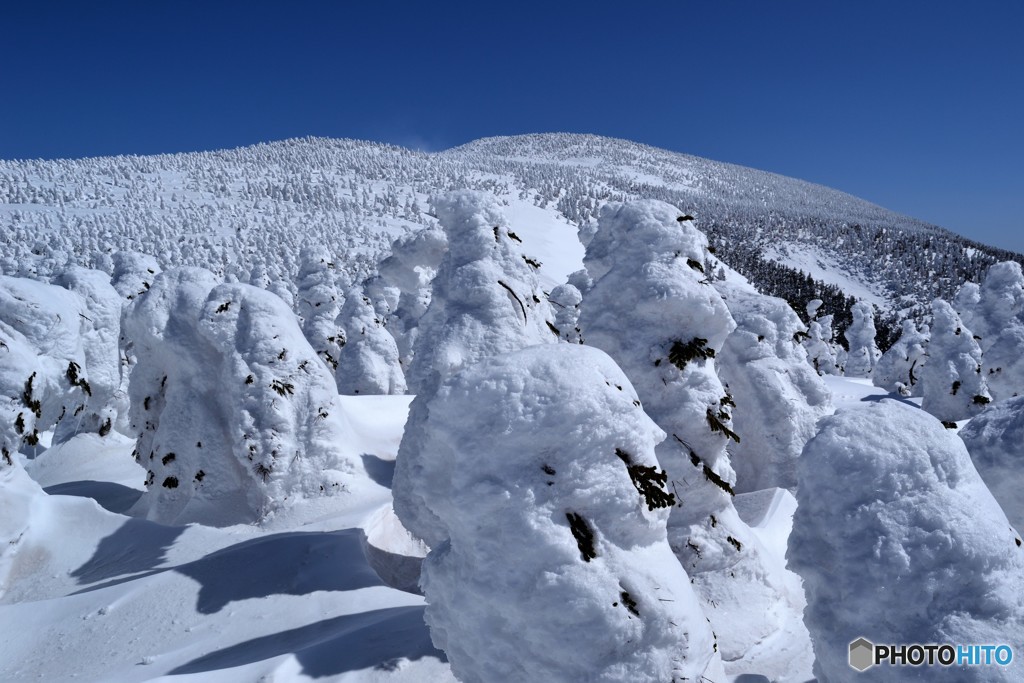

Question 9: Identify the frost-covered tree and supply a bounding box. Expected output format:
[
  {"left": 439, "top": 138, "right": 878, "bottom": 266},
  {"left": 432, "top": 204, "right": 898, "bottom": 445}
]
[
  {"left": 808, "top": 316, "right": 841, "bottom": 375},
  {"left": 334, "top": 287, "right": 406, "bottom": 395},
  {"left": 366, "top": 223, "right": 447, "bottom": 375},
  {"left": 296, "top": 245, "right": 346, "bottom": 373},
  {"left": 789, "top": 401, "right": 1024, "bottom": 682},
  {"left": 395, "top": 189, "right": 557, "bottom": 553},
  {"left": 920, "top": 299, "right": 991, "bottom": 422},
  {"left": 0, "top": 276, "right": 96, "bottom": 462},
  {"left": 111, "top": 251, "right": 161, "bottom": 302},
  {"left": 51, "top": 267, "right": 124, "bottom": 441},
  {"left": 717, "top": 287, "right": 831, "bottom": 492},
  {"left": 872, "top": 318, "right": 928, "bottom": 396},
  {"left": 959, "top": 396, "right": 1024, "bottom": 533},
  {"left": 548, "top": 282, "right": 583, "bottom": 344},
  {"left": 123, "top": 268, "right": 355, "bottom": 526},
  {"left": 402, "top": 190, "right": 557, "bottom": 397},
  {"left": 577, "top": 200, "right": 794, "bottom": 663},
  {"left": 954, "top": 262, "right": 1024, "bottom": 400},
  {"left": 408, "top": 344, "right": 724, "bottom": 683},
  {"left": 842, "top": 301, "right": 880, "bottom": 377},
  {"left": 802, "top": 304, "right": 841, "bottom": 376}
]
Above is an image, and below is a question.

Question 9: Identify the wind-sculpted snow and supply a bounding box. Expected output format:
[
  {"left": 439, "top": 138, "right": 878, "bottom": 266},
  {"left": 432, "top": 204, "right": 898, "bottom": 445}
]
[
  {"left": 408, "top": 344, "right": 723, "bottom": 683},
  {"left": 960, "top": 397, "right": 1024, "bottom": 532},
  {"left": 789, "top": 401, "right": 1024, "bottom": 681},
  {"left": 124, "top": 268, "right": 355, "bottom": 525},
  {"left": 578, "top": 200, "right": 796, "bottom": 663},
  {"left": 717, "top": 286, "right": 831, "bottom": 492}
]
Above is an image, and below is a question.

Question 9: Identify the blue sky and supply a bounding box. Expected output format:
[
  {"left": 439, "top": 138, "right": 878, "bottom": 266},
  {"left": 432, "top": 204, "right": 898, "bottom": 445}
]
[{"left": 2, "top": 1, "right": 1022, "bottom": 252}]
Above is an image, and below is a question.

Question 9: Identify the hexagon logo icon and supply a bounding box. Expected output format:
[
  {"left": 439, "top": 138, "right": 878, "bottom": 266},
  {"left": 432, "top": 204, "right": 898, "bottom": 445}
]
[{"left": 849, "top": 637, "right": 875, "bottom": 672}]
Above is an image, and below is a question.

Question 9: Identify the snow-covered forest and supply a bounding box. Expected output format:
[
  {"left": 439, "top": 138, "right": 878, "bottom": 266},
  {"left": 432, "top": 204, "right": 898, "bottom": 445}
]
[{"left": 2, "top": 134, "right": 1023, "bottom": 682}]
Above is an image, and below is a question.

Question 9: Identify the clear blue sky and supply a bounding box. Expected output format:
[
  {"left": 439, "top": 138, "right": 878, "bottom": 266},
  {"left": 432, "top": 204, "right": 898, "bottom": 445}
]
[{"left": 2, "top": 1, "right": 1022, "bottom": 252}]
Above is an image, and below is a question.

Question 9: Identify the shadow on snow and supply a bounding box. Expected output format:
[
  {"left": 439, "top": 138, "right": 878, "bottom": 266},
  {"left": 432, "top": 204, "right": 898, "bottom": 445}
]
[
  {"left": 168, "top": 605, "right": 446, "bottom": 678},
  {"left": 71, "top": 525, "right": 385, "bottom": 613}
]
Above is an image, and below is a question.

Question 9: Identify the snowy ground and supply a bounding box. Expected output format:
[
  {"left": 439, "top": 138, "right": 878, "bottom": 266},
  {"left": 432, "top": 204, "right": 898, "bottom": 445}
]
[{"left": 0, "top": 375, "right": 915, "bottom": 683}]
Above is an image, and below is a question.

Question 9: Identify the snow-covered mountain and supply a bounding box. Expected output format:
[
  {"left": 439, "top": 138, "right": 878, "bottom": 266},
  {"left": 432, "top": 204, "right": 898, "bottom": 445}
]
[
  {"left": 4, "top": 136, "right": 1024, "bottom": 683},
  {"left": 3, "top": 133, "right": 1019, "bottom": 343}
]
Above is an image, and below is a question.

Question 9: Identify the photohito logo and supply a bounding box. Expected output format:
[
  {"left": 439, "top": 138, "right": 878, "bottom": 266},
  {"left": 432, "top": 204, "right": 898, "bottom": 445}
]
[{"left": 849, "top": 637, "right": 1014, "bottom": 671}]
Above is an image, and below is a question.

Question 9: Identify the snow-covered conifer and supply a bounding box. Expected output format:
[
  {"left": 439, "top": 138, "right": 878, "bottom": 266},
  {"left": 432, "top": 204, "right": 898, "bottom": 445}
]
[
  {"left": 548, "top": 283, "right": 583, "bottom": 343},
  {"left": 789, "top": 401, "right": 1024, "bottom": 682},
  {"left": 717, "top": 288, "right": 831, "bottom": 492},
  {"left": 872, "top": 318, "right": 928, "bottom": 396},
  {"left": 577, "top": 200, "right": 794, "bottom": 662},
  {"left": 920, "top": 299, "right": 991, "bottom": 422},
  {"left": 111, "top": 251, "right": 161, "bottom": 302},
  {"left": 335, "top": 287, "right": 406, "bottom": 395},
  {"left": 296, "top": 245, "right": 346, "bottom": 373},
  {"left": 842, "top": 301, "right": 880, "bottom": 377},
  {"left": 124, "top": 268, "right": 354, "bottom": 526},
  {"left": 410, "top": 344, "right": 723, "bottom": 682},
  {"left": 368, "top": 224, "right": 447, "bottom": 374},
  {"left": 395, "top": 189, "right": 557, "bottom": 548},
  {"left": 957, "top": 262, "right": 1024, "bottom": 400},
  {"left": 51, "top": 267, "right": 124, "bottom": 441},
  {"left": 402, "top": 190, "right": 556, "bottom": 397},
  {"left": 802, "top": 309, "right": 841, "bottom": 376},
  {"left": 0, "top": 276, "right": 93, "bottom": 461}
]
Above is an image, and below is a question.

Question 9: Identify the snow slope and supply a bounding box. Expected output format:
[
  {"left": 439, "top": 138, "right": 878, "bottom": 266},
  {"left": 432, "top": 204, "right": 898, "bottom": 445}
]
[{"left": 2, "top": 395, "right": 458, "bottom": 683}]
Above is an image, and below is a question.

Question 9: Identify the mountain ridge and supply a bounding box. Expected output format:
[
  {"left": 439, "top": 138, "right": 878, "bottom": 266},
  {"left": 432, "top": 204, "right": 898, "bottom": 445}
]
[{"left": 2, "top": 132, "right": 1020, "bottom": 343}]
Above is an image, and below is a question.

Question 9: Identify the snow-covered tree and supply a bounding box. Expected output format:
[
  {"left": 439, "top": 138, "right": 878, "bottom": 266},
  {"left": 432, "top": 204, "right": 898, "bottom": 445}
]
[
  {"left": 954, "top": 262, "right": 1024, "bottom": 400},
  {"left": 111, "top": 251, "right": 160, "bottom": 302},
  {"left": 402, "top": 190, "right": 557, "bottom": 397},
  {"left": 334, "top": 287, "right": 406, "bottom": 395},
  {"left": 296, "top": 245, "right": 346, "bottom": 373},
  {"left": 0, "top": 276, "right": 94, "bottom": 462},
  {"left": 408, "top": 344, "right": 724, "bottom": 682},
  {"left": 717, "top": 287, "right": 831, "bottom": 492},
  {"left": 548, "top": 282, "right": 583, "bottom": 344},
  {"left": 366, "top": 223, "right": 447, "bottom": 375},
  {"left": 959, "top": 396, "right": 1024, "bottom": 532},
  {"left": 872, "top": 318, "right": 929, "bottom": 396},
  {"left": 802, "top": 307, "right": 841, "bottom": 376},
  {"left": 920, "top": 299, "right": 991, "bottom": 422},
  {"left": 394, "top": 189, "right": 557, "bottom": 554},
  {"left": 51, "top": 267, "right": 124, "bottom": 441},
  {"left": 123, "top": 268, "right": 355, "bottom": 526},
  {"left": 842, "top": 301, "right": 880, "bottom": 377},
  {"left": 577, "top": 200, "right": 795, "bottom": 663},
  {"left": 789, "top": 401, "right": 1024, "bottom": 682}
]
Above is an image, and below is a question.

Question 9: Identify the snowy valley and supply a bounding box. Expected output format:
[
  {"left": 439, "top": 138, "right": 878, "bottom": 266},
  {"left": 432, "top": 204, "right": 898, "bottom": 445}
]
[{"left": 2, "top": 135, "right": 1024, "bottom": 682}]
